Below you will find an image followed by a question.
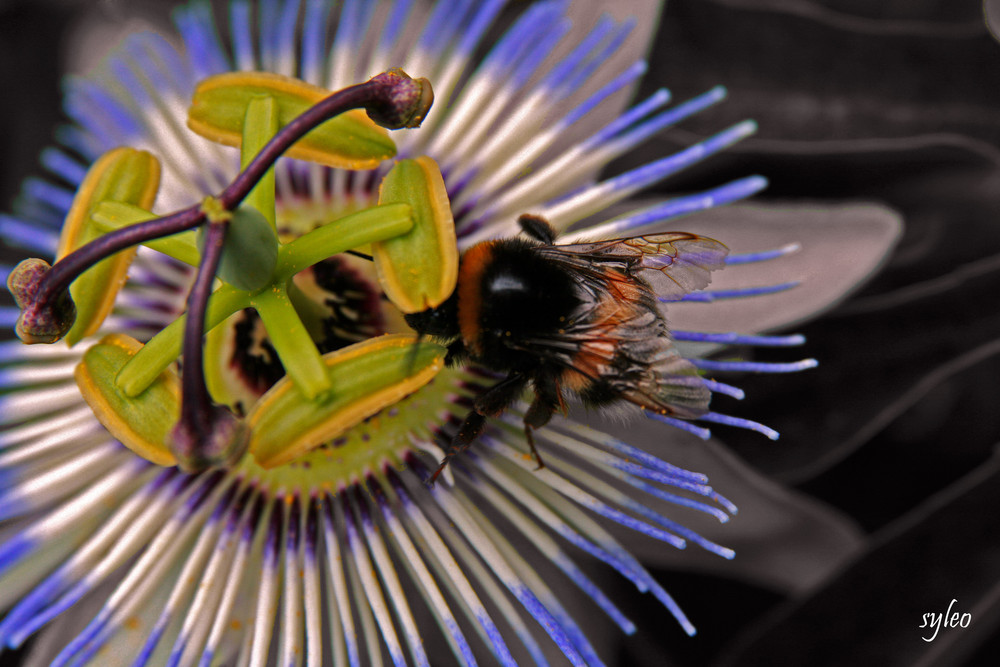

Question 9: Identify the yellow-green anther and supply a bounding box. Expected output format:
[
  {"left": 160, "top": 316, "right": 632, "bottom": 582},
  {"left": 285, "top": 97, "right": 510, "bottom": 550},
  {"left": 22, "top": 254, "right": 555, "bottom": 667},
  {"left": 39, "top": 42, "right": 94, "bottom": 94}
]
[
  {"left": 75, "top": 334, "right": 181, "bottom": 467},
  {"left": 251, "top": 286, "right": 332, "bottom": 401},
  {"left": 187, "top": 71, "right": 396, "bottom": 170},
  {"left": 242, "top": 95, "right": 279, "bottom": 229},
  {"left": 373, "top": 156, "right": 458, "bottom": 313},
  {"left": 276, "top": 203, "right": 414, "bottom": 279},
  {"left": 91, "top": 202, "right": 200, "bottom": 267},
  {"left": 116, "top": 285, "right": 253, "bottom": 398},
  {"left": 248, "top": 334, "right": 446, "bottom": 468},
  {"left": 57, "top": 147, "right": 162, "bottom": 346},
  {"left": 197, "top": 205, "right": 278, "bottom": 292}
]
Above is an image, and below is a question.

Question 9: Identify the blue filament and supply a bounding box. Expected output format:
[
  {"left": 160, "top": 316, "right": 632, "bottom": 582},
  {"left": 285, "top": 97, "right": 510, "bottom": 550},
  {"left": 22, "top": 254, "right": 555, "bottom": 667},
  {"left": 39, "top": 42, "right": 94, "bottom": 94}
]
[
  {"left": 0, "top": 534, "right": 30, "bottom": 576},
  {"left": 456, "top": 0, "right": 507, "bottom": 58},
  {"left": 702, "top": 379, "right": 746, "bottom": 399},
  {"left": 560, "top": 18, "right": 636, "bottom": 101},
  {"left": 587, "top": 88, "right": 671, "bottom": 149},
  {"left": 172, "top": 3, "right": 229, "bottom": 79},
  {"left": 673, "top": 331, "right": 806, "bottom": 347},
  {"left": 607, "top": 85, "right": 728, "bottom": 149},
  {"left": 563, "top": 61, "right": 649, "bottom": 128},
  {"left": 624, "top": 500, "right": 735, "bottom": 559},
  {"left": 604, "top": 120, "right": 757, "bottom": 195},
  {"left": 509, "top": 582, "right": 587, "bottom": 667},
  {"left": 481, "top": 1, "right": 561, "bottom": 77},
  {"left": 623, "top": 477, "right": 731, "bottom": 522},
  {"left": 701, "top": 411, "right": 780, "bottom": 440},
  {"left": 40, "top": 148, "right": 86, "bottom": 186},
  {"left": 644, "top": 411, "right": 712, "bottom": 440},
  {"left": 0, "top": 309, "right": 19, "bottom": 328},
  {"left": 55, "top": 126, "right": 101, "bottom": 163},
  {"left": 229, "top": 1, "right": 254, "bottom": 70},
  {"left": 595, "top": 434, "right": 708, "bottom": 482},
  {"left": 300, "top": 1, "right": 331, "bottom": 80},
  {"left": 23, "top": 179, "right": 74, "bottom": 214},
  {"left": 511, "top": 16, "right": 570, "bottom": 90},
  {"left": 274, "top": 0, "right": 303, "bottom": 71},
  {"left": 378, "top": 0, "right": 416, "bottom": 55},
  {"left": 677, "top": 281, "right": 801, "bottom": 302},
  {"left": 417, "top": 0, "right": 468, "bottom": 56},
  {"left": 692, "top": 358, "right": 819, "bottom": 373},
  {"left": 539, "top": 15, "right": 615, "bottom": 93},
  {"left": 64, "top": 80, "right": 138, "bottom": 146},
  {"left": 129, "top": 32, "right": 193, "bottom": 91},
  {"left": 605, "top": 175, "right": 767, "bottom": 234},
  {"left": 726, "top": 243, "right": 801, "bottom": 265},
  {"left": 0, "top": 216, "right": 59, "bottom": 253}
]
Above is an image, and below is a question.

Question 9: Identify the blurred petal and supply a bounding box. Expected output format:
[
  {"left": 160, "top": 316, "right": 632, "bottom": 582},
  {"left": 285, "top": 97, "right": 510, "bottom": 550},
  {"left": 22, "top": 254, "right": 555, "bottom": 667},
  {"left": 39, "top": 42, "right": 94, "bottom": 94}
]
[
  {"left": 988, "top": 0, "right": 1000, "bottom": 44},
  {"left": 668, "top": 201, "right": 902, "bottom": 333}
]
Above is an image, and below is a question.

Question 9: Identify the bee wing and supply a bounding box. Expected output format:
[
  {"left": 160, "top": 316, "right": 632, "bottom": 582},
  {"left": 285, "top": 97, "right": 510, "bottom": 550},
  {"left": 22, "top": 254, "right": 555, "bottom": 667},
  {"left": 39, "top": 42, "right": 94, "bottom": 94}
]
[
  {"left": 513, "top": 290, "right": 711, "bottom": 418},
  {"left": 620, "top": 339, "right": 711, "bottom": 418},
  {"left": 542, "top": 232, "right": 729, "bottom": 301}
]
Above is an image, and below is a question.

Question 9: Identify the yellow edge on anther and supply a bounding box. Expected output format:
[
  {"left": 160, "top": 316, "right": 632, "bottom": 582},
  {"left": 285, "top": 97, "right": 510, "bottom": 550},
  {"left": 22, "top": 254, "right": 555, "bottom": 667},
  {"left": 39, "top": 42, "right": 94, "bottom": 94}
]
[
  {"left": 75, "top": 333, "right": 179, "bottom": 467},
  {"left": 247, "top": 333, "right": 445, "bottom": 469},
  {"left": 59, "top": 148, "right": 161, "bottom": 346},
  {"left": 187, "top": 71, "right": 395, "bottom": 170},
  {"left": 373, "top": 156, "right": 458, "bottom": 313}
]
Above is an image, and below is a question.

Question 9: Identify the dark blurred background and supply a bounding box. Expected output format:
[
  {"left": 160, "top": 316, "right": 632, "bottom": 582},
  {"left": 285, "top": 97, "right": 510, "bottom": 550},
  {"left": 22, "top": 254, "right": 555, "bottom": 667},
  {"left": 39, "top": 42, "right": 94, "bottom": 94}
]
[{"left": 2, "top": 1, "right": 1000, "bottom": 665}]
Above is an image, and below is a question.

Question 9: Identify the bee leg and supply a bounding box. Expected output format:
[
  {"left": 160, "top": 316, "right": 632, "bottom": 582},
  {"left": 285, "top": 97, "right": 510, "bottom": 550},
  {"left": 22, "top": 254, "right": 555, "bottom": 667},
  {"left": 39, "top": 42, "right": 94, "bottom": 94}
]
[
  {"left": 428, "top": 373, "right": 528, "bottom": 484},
  {"left": 522, "top": 377, "right": 561, "bottom": 470},
  {"left": 428, "top": 412, "right": 487, "bottom": 485},
  {"left": 523, "top": 424, "right": 546, "bottom": 471}
]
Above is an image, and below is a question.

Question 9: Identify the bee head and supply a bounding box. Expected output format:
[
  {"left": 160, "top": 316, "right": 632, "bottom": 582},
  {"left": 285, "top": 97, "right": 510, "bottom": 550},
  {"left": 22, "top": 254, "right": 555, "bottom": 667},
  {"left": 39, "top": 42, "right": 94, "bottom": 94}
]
[{"left": 403, "top": 292, "right": 459, "bottom": 339}]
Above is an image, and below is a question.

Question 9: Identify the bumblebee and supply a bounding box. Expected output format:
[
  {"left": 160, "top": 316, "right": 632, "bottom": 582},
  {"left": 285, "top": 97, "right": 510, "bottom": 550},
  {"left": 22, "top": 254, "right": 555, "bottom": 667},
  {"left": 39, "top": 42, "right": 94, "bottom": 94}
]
[{"left": 404, "top": 215, "right": 728, "bottom": 482}]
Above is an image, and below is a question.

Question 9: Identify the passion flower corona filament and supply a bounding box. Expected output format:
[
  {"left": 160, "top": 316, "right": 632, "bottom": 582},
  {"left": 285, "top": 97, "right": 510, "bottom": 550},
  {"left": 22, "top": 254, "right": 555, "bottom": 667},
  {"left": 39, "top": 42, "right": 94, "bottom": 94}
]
[{"left": 0, "top": 2, "right": 845, "bottom": 665}]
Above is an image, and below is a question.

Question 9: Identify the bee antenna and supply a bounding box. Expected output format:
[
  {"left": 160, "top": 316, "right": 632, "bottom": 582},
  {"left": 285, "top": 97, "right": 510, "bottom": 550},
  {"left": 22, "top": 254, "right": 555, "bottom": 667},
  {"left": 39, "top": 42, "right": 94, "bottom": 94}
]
[
  {"left": 517, "top": 214, "right": 556, "bottom": 244},
  {"left": 345, "top": 250, "right": 373, "bottom": 261}
]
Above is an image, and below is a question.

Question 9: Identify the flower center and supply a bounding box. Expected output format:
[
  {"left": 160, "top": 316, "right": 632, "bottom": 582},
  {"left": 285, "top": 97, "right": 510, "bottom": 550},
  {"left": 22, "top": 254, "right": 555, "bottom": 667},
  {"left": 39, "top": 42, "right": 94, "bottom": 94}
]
[
  {"left": 207, "top": 223, "right": 397, "bottom": 414},
  {"left": 9, "top": 70, "right": 459, "bottom": 478}
]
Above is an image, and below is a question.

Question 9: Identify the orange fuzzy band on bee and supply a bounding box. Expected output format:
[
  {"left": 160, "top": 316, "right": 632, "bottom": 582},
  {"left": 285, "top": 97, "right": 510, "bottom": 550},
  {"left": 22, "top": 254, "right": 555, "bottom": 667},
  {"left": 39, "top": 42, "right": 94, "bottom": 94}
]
[
  {"left": 457, "top": 240, "right": 495, "bottom": 357},
  {"left": 561, "top": 345, "right": 610, "bottom": 393}
]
